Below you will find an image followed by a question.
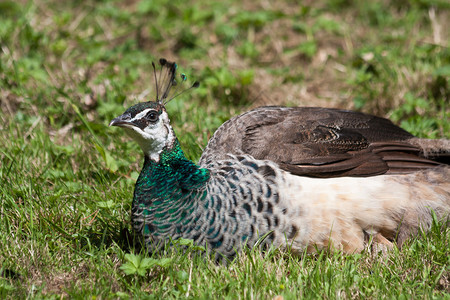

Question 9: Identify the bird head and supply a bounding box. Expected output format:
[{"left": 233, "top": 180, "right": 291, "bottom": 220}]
[
  {"left": 109, "top": 102, "right": 175, "bottom": 161},
  {"left": 110, "top": 58, "right": 199, "bottom": 162}
]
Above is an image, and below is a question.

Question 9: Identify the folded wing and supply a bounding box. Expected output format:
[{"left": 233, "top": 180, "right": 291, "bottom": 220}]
[{"left": 200, "top": 106, "right": 449, "bottom": 177}]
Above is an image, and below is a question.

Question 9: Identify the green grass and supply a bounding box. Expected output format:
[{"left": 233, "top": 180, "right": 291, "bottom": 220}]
[{"left": 0, "top": 0, "right": 449, "bottom": 298}]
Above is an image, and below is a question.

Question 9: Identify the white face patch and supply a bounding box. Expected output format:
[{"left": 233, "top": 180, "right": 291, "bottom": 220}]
[
  {"left": 123, "top": 110, "right": 175, "bottom": 162},
  {"left": 131, "top": 108, "right": 155, "bottom": 122}
]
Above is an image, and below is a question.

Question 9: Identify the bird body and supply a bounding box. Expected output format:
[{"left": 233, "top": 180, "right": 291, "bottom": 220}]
[
  {"left": 132, "top": 138, "right": 449, "bottom": 257},
  {"left": 110, "top": 59, "right": 450, "bottom": 259},
  {"left": 111, "top": 103, "right": 450, "bottom": 259}
]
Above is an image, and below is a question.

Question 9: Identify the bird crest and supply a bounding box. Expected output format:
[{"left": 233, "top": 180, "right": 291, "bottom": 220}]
[{"left": 152, "top": 58, "right": 200, "bottom": 105}]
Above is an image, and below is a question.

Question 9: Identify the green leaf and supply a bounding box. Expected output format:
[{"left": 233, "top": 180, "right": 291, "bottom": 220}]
[
  {"left": 119, "top": 261, "right": 138, "bottom": 276},
  {"left": 155, "top": 258, "right": 173, "bottom": 268},
  {"left": 97, "top": 200, "right": 115, "bottom": 209},
  {"left": 175, "top": 238, "right": 194, "bottom": 246},
  {"left": 120, "top": 254, "right": 141, "bottom": 275},
  {"left": 177, "top": 270, "right": 189, "bottom": 282},
  {"left": 140, "top": 258, "right": 157, "bottom": 270},
  {"left": 125, "top": 254, "right": 139, "bottom": 267},
  {"left": 120, "top": 254, "right": 165, "bottom": 276},
  {"left": 191, "top": 245, "right": 207, "bottom": 252}
]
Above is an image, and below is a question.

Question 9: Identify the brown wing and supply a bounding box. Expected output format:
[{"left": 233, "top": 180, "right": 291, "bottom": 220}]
[{"left": 199, "top": 106, "right": 448, "bottom": 177}]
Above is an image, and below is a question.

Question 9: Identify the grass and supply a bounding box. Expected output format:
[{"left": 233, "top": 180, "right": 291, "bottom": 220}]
[{"left": 0, "top": 0, "right": 449, "bottom": 298}]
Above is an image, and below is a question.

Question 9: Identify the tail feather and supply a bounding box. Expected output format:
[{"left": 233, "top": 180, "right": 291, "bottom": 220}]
[
  {"left": 408, "top": 137, "right": 450, "bottom": 164},
  {"left": 393, "top": 166, "right": 450, "bottom": 246}
]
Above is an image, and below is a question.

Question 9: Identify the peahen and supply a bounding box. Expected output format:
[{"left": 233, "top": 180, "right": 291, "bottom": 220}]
[{"left": 110, "top": 59, "right": 450, "bottom": 259}]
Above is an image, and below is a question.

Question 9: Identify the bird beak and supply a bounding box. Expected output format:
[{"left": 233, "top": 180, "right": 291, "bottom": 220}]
[{"left": 109, "top": 114, "right": 134, "bottom": 127}]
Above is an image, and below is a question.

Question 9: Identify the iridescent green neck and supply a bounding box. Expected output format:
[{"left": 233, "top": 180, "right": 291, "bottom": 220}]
[
  {"left": 132, "top": 139, "right": 210, "bottom": 239},
  {"left": 133, "top": 138, "right": 210, "bottom": 206}
]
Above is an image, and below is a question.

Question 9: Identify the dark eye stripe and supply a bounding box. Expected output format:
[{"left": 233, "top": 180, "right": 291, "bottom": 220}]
[{"left": 134, "top": 119, "right": 148, "bottom": 130}]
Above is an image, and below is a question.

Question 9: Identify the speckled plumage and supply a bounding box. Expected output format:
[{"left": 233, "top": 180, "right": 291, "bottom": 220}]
[
  {"left": 131, "top": 140, "right": 289, "bottom": 257},
  {"left": 110, "top": 59, "right": 450, "bottom": 260}
]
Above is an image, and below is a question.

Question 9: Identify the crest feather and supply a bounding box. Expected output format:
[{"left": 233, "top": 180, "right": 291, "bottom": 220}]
[{"left": 151, "top": 58, "right": 199, "bottom": 105}]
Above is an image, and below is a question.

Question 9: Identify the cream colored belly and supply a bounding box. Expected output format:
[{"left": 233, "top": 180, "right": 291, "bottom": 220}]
[{"left": 276, "top": 168, "right": 449, "bottom": 253}]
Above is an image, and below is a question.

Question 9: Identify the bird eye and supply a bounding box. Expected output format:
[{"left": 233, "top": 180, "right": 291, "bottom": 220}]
[{"left": 146, "top": 110, "right": 159, "bottom": 123}]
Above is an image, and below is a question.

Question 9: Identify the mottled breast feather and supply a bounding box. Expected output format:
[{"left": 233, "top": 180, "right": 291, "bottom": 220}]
[{"left": 132, "top": 153, "right": 303, "bottom": 259}]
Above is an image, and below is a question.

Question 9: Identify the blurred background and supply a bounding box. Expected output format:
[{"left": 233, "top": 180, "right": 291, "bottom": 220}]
[{"left": 1, "top": 1, "right": 448, "bottom": 162}]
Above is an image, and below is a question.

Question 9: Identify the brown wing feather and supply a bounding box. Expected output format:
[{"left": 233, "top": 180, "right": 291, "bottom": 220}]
[{"left": 199, "top": 106, "right": 449, "bottom": 177}]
